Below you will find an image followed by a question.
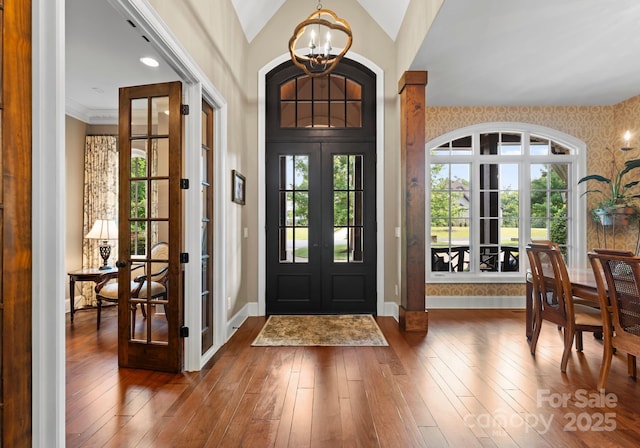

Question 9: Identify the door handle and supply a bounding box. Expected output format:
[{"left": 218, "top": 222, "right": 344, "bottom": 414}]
[{"left": 115, "top": 260, "right": 127, "bottom": 268}]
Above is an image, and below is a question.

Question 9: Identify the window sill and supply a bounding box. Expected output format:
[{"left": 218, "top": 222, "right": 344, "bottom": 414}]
[{"left": 426, "top": 272, "right": 525, "bottom": 284}]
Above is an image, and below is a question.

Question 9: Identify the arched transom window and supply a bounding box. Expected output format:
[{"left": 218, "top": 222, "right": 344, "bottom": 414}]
[{"left": 280, "top": 74, "right": 363, "bottom": 128}]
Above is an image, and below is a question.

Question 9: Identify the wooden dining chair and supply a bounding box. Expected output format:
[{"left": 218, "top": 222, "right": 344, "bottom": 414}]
[
  {"left": 526, "top": 241, "right": 603, "bottom": 372},
  {"left": 588, "top": 249, "right": 640, "bottom": 391}
]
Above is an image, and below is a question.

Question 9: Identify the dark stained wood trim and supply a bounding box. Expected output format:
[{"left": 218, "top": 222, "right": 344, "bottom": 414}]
[
  {"left": 398, "top": 71, "right": 428, "bottom": 332},
  {"left": 201, "top": 99, "right": 214, "bottom": 353},
  {"left": 2, "top": 0, "right": 32, "bottom": 445}
]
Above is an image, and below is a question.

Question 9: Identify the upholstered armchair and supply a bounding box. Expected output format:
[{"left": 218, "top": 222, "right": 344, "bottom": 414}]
[{"left": 94, "top": 242, "right": 169, "bottom": 333}]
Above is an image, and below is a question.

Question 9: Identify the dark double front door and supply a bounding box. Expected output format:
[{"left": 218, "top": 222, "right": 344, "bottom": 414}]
[
  {"left": 266, "top": 142, "right": 376, "bottom": 314},
  {"left": 265, "top": 59, "right": 377, "bottom": 315}
]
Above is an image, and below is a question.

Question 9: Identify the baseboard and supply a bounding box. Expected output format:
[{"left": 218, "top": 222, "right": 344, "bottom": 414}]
[
  {"left": 426, "top": 295, "right": 525, "bottom": 309},
  {"left": 225, "top": 303, "right": 252, "bottom": 342},
  {"left": 383, "top": 301, "right": 399, "bottom": 321},
  {"left": 246, "top": 301, "right": 260, "bottom": 316}
]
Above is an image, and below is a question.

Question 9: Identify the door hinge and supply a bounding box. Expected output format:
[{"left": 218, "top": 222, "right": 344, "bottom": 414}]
[
  {"left": 180, "top": 326, "right": 189, "bottom": 337},
  {"left": 181, "top": 104, "right": 189, "bottom": 115},
  {"left": 180, "top": 252, "right": 189, "bottom": 263},
  {"left": 180, "top": 178, "right": 189, "bottom": 189}
]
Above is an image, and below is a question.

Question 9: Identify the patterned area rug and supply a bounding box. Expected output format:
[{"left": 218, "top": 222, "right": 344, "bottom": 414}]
[{"left": 251, "top": 315, "right": 388, "bottom": 347}]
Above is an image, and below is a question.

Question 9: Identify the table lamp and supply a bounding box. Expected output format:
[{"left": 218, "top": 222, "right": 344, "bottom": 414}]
[{"left": 85, "top": 219, "right": 118, "bottom": 270}]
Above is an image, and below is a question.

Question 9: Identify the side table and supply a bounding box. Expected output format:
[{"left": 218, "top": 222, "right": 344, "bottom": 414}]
[{"left": 68, "top": 267, "right": 117, "bottom": 322}]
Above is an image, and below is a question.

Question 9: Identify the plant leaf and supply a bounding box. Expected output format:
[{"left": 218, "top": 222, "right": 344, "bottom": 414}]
[
  {"left": 579, "top": 189, "right": 605, "bottom": 198},
  {"left": 621, "top": 159, "right": 640, "bottom": 175},
  {"left": 624, "top": 180, "right": 640, "bottom": 189},
  {"left": 577, "top": 174, "right": 611, "bottom": 184},
  {"left": 624, "top": 159, "right": 640, "bottom": 169}
]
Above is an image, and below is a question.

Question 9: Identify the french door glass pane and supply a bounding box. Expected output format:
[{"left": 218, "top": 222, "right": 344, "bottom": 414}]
[
  {"left": 131, "top": 98, "right": 147, "bottom": 136},
  {"left": 127, "top": 95, "right": 169, "bottom": 345},
  {"left": 294, "top": 227, "right": 309, "bottom": 262},
  {"left": 279, "top": 155, "right": 309, "bottom": 263},
  {"left": 151, "top": 96, "right": 169, "bottom": 135},
  {"left": 130, "top": 181, "right": 146, "bottom": 218},
  {"left": 130, "top": 221, "right": 146, "bottom": 256},
  {"left": 131, "top": 245, "right": 169, "bottom": 344},
  {"left": 149, "top": 221, "right": 169, "bottom": 248},
  {"left": 150, "top": 180, "right": 169, "bottom": 218},
  {"left": 151, "top": 139, "right": 169, "bottom": 177},
  {"left": 131, "top": 140, "right": 148, "bottom": 163},
  {"left": 333, "top": 155, "right": 363, "bottom": 263}
]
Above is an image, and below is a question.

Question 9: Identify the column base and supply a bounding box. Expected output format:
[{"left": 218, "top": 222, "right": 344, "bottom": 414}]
[{"left": 399, "top": 307, "right": 428, "bottom": 332}]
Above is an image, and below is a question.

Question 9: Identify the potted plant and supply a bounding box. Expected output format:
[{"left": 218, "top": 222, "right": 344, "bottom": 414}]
[{"left": 578, "top": 145, "right": 640, "bottom": 226}]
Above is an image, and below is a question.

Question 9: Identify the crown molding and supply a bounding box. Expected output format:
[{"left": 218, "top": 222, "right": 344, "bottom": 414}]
[{"left": 65, "top": 97, "right": 118, "bottom": 125}]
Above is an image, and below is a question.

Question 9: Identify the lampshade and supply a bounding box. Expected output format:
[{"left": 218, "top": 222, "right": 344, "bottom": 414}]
[
  {"left": 289, "top": 2, "right": 352, "bottom": 78},
  {"left": 85, "top": 219, "right": 118, "bottom": 241}
]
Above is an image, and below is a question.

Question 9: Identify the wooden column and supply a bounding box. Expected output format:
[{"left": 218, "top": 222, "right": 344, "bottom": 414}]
[{"left": 398, "top": 71, "right": 428, "bottom": 332}]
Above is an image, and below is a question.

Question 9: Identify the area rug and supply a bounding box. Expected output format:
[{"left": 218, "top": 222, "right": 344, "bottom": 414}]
[{"left": 251, "top": 314, "right": 388, "bottom": 347}]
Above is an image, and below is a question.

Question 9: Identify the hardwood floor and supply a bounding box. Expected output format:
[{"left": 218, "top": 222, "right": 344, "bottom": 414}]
[{"left": 66, "top": 308, "right": 640, "bottom": 447}]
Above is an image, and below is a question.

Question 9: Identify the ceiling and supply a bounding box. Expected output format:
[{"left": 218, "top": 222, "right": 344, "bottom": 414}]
[
  {"left": 65, "top": 0, "right": 180, "bottom": 123},
  {"left": 66, "top": 0, "right": 640, "bottom": 123},
  {"left": 413, "top": 0, "right": 640, "bottom": 106}
]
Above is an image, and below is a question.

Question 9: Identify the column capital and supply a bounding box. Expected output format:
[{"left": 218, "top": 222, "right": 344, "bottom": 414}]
[{"left": 398, "top": 71, "right": 428, "bottom": 94}]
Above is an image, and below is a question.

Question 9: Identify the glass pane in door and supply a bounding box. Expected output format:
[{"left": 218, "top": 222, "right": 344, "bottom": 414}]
[
  {"left": 279, "top": 155, "right": 309, "bottom": 263},
  {"left": 131, "top": 98, "right": 148, "bottom": 137},
  {"left": 333, "top": 155, "right": 363, "bottom": 262},
  {"left": 151, "top": 96, "right": 169, "bottom": 135},
  {"left": 128, "top": 95, "right": 170, "bottom": 345}
]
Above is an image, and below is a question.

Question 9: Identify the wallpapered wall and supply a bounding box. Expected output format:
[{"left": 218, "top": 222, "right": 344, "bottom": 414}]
[{"left": 424, "top": 96, "right": 640, "bottom": 297}]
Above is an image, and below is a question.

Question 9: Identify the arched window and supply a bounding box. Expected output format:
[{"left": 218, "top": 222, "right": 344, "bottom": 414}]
[
  {"left": 426, "top": 123, "right": 585, "bottom": 282},
  {"left": 279, "top": 73, "right": 363, "bottom": 128}
]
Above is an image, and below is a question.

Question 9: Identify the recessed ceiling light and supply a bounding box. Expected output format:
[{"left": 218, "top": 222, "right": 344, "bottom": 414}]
[{"left": 140, "top": 57, "right": 159, "bottom": 68}]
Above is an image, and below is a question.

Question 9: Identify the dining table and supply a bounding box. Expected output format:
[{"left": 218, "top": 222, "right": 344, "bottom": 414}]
[{"left": 525, "top": 266, "right": 599, "bottom": 340}]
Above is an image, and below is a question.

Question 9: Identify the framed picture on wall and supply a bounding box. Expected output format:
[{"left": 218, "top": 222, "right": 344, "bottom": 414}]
[{"left": 232, "top": 170, "right": 246, "bottom": 205}]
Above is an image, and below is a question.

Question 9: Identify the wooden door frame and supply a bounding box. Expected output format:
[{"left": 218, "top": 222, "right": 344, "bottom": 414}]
[
  {"left": 257, "top": 53, "right": 387, "bottom": 317},
  {"left": 3, "top": 0, "right": 33, "bottom": 444}
]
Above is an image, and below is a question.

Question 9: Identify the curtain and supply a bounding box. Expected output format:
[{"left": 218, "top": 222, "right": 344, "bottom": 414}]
[{"left": 80, "top": 135, "right": 119, "bottom": 307}]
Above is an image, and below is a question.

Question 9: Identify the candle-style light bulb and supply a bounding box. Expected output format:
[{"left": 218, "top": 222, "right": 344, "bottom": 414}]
[
  {"left": 624, "top": 131, "right": 631, "bottom": 145},
  {"left": 323, "top": 31, "right": 331, "bottom": 57},
  {"left": 309, "top": 29, "right": 316, "bottom": 51}
]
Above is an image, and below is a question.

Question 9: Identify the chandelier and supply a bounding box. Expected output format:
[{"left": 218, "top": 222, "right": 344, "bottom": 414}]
[{"left": 288, "top": 1, "right": 352, "bottom": 78}]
